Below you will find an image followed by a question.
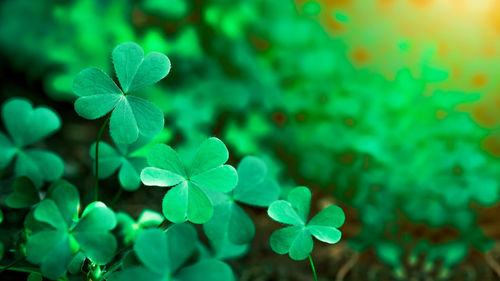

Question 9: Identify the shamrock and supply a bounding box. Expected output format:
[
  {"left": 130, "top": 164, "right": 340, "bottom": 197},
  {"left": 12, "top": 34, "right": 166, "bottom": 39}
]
[
  {"left": 89, "top": 136, "right": 150, "bottom": 191},
  {"left": 267, "top": 186, "right": 345, "bottom": 260},
  {"left": 203, "top": 156, "right": 280, "bottom": 244},
  {"left": 140, "top": 137, "right": 238, "bottom": 224},
  {"left": 73, "top": 42, "right": 170, "bottom": 144},
  {"left": 25, "top": 180, "right": 117, "bottom": 279},
  {"left": 109, "top": 224, "right": 234, "bottom": 281},
  {"left": 5, "top": 177, "right": 40, "bottom": 208},
  {"left": 0, "top": 98, "right": 64, "bottom": 187}
]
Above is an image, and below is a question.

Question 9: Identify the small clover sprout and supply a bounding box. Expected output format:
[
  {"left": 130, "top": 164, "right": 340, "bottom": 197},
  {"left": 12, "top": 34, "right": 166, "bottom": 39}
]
[
  {"left": 116, "top": 209, "right": 164, "bottom": 244},
  {"left": 5, "top": 177, "right": 40, "bottom": 208},
  {"left": 140, "top": 137, "right": 238, "bottom": 224},
  {"left": 203, "top": 156, "right": 280, "bottom": 245},
  {"left": 0, "top": 98, "right": 64, "bottom": 187},
  {"left": 73, "top": 42, "right": 170, "bottom": 144},
  {"left": 90, "top": 136, "right": 150, "bottom": 191},
  {"left": 267, "top": 186, "right": 345, "bottom": 260},
  {"left": 109, "top": 224, "right": 234, "bottom": 281},
  {"left": 25, "top": 180, "right": 117, "bottom": 279}
]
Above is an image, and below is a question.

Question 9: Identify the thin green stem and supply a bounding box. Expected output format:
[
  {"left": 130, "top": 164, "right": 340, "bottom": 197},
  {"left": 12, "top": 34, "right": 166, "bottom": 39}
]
[
  {"left": 0, "top": 257, "right": 25, "bottom": 273},
  {"left": 309, "top": 255, "right": 318, "bottom": 281},
  {"left": 94, "top": 114, "right": 111, "bottom": 201},
  {"left": 110, "top": 187, "right": 123, "bottom": 207},
  {"left": 0, "top": 266, "right": 39, "bottom": 274}
]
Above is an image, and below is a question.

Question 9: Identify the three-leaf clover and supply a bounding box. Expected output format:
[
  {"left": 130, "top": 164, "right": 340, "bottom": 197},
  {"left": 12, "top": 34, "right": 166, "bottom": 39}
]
[
  {"left": 73, "top": 42, "right": 170, "bottom": 144},
  {"left": 140, "top": 137, "right": 238, "bottom": 224},
  {"left": 0, "top": 98, "right": 64, "bottom": 187},
  {"left": 25, "top": 180, "right": 117, "bottom": 279},
  {"left": 267, "top": 186, "right": 345, "bottom": 260},
  {"left": 109, "top": 224, "right": 234, "bottom": 281},
  {"left": 90, "top": 136, "right": 150, "bottom": 191},
  {"left": 203, "top": 156, "right": 280, "bottom": 245}
]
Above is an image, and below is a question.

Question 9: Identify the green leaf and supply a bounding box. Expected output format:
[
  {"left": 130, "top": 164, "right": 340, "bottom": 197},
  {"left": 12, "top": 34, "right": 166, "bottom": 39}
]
[
  {"left": 146, "top": 144, "right": 186, "bottom": 176},
  {"left": 233, "top": 156, "right": 280, "bottom": 207},
  {"left": 119, "top": 158, "right": 145, "bottom": 191},
  {"left": 162, "top": 181, "right": 213, "bottom": 224},
  {"left": 15, "top": 149, "right": 64, "bottom": 187},
  {"left": 204, "top": 201, "right": 255, "bottom": 245},
  {"left": 0, "top": 209, "right": 3, "bottom": 224},
  {"left": 26, "top": 230, "right": 72, "bottom": 279},
  {"left": 2, "top": 98, "right": 61, "bottom": 147},
  {"left": 267, "top": 200, "right": 305, "bottom": 226},
  {"left": 90, "top": 141, "right": 122, "bottom": 178},
  {"left": 112, "top": 42, "right": 144, "bottom": 93},
  {"left": 141, "top": 167, "right": 186, "bottom": 187},
  {"left": 287, "top": 186, "right": 311, "bottom": 222},
  {"left": 68, "top": 252, "right": 86, "bottom": 275},
  {"left": 112, "top": 42, "right": 171, "bottom": 93},
  {"left": 34, "top": 200, "right": 68, "bottom": 230},
  {"left": 134, "top": 228, "right": 169, "bottom": 276},
  {"left": 190, "top": 137, "right": 229, "bottom": 175},
  {"left": 165, "top": 223, "right": 198, "bottom": 272},
  {"left": 5, "top": 177, "right": 40, "bottom": 208},
  {"left": 308, "top": 205, "right": 345, "bottom": 228},
  {"left": 307, "top": 225, "right": 341, "bottom": 244},
  {"left": 0, "top": 132, "right": 16, "bottom": 169},
  {"left": 110, "top": 98, "right": 139, "bottom": 144},
  {"left": 27, "top": 272, "right": 43, "bottom": 281},
  {"left": 270, "top": 226, "right": 312, "bottom": 261},
  {"left": 73, "top": 67, "right": 123, "bottom": 119},
  {"left": 110, "top": 97, "right": 164, "bottom": 144},
  {"left": 72, "top": 202, "right": 117, "bottom": 264},
  {"left": 176, "top": 259, "right": 235, "bottom": 281},
  {"left": 73, "top": 67, "right": 123, "bottom": 97},
  {"left": 190, "top": 165, "right": 238, "bottom": 193},
  {"left": 48, "top": 180, "right": 80, "bottom": 227}
]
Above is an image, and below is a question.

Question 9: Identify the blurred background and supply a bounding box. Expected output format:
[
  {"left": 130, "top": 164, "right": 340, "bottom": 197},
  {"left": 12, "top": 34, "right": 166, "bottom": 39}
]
[{"left": 2, "top": 0, "right": 500, "bottom": 280}]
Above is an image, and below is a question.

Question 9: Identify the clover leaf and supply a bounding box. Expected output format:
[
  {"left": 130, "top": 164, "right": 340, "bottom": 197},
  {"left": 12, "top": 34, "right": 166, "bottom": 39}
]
[
  {"left": 140, "top": 137, "right": 238, "bottom": 224},
  {"left": 73, "top": 42, "right": 170, "bottom": 144},
  {"left": 5, "top": 177, "right": 40, "bottom": 208},
  {"left": 203, "top": 156, "right": 279, "bottom": 245},
  {"left": 267, "top": 186, "right": 345, "bottom": 260},
  {"left": 0, "top": 98, "right": 64, "bottom": 187},
  {"left": 25, "top": 180, "right": 117, "bottom": 279},
  {"left": 109, "top": 224, "right": 234, "bottom": 281},
  {"left": 89, "top": 136, "right": 150, "bottom": 191}
]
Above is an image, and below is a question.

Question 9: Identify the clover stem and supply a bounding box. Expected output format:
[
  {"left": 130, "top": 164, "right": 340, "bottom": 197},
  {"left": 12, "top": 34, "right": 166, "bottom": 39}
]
[
  {"left": 0, "top": 257, "right": 25, "bottom": 272},
  {"left": 94, "top": 114, "right": 112, "bottom": 201},
  {"left": 110, "top": 187, "right": 123, "bottom": 207},
  {"left": 308, "top": 255, "right": 318, "bottom": 281},
  {"left": 0, "top": 266, "right": 39, "bottom": 274}
]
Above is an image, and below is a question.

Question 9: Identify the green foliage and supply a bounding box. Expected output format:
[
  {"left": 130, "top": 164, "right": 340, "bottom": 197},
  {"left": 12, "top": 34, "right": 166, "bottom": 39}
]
[
  {"left": 141, "top": 137, "right": 238, "bottom": 224},
  {"left": 109, "top": 224, "right": 235, "bottom": 281},
  {"left": 90, "top": 137, "right": 150, "bottom": 191},
  {"left": 5, "top": 177, "right": 40, "bottom": 208},
  {"left": 268, "top": 186, "right": 345, "bottom": 260},
  {"left": 203, "top": 156, "right": 279, "bottom": 245},
  {"left": 116, "top": 209, "right": 164, "bottom": 244},
  {"left": 0, "top": 98, "right": 63, "bottom": 187},
  {"left": 25, "top": 180, "right": 117, "bottom": 279},
  {"left": 73, "top": 42, "right": 169, "bottom": 144}
]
